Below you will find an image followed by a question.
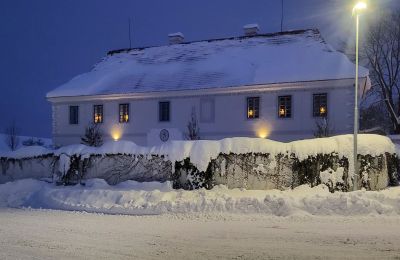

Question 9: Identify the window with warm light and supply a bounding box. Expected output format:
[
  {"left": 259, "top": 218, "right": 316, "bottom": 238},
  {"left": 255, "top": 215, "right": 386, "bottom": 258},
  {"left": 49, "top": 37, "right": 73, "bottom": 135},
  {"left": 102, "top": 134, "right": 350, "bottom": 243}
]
[
  {"left": 93, "top": 105, "right": 103, "bottom": 124},
  {"left": 247, "top": 97, "right": 260, "bottom": 119},
  {"left": 313, "top": 93, "right": 327, "bottom": 117},
  {"left": 278, "top": 95, "right": 292, "bottom": 118},
  {"left": 159, "top": 101, "right": 170, "bottom": 122},
  {"left": 69, "top": 106, "right": 79, "bottom": 125},
  {"left": 119, "top": 103, "right": 130, "bottom": 123}
]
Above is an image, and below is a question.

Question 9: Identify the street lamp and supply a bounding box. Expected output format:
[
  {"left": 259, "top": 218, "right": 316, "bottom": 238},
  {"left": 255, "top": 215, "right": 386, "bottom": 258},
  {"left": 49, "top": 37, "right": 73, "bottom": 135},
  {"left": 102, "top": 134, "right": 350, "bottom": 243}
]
[{"left": 352, "top": 1, "right": 367, "bottom": 191}]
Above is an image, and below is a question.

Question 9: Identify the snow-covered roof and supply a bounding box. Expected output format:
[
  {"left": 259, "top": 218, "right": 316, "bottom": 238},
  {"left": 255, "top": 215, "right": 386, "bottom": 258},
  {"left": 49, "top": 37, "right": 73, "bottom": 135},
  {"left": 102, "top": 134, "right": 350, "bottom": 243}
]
[{"left": 47, "top": 29, "right": 368, "bottom": 98}]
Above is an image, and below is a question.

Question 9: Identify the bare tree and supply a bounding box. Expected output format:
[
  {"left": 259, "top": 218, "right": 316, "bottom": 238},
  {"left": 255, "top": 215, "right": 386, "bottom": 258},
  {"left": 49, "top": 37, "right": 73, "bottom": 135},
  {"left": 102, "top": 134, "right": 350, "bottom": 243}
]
[
  {"left": 4, "top": 121, "right": 20, "bottom": 151},
  {"left": 314, "top": 118, "right": 332, "bottom": 138},
  {"left": 186, "top": 107, "right": 200, "bottom": 140},
  {"left": 81, "top": 123, "right": 103, "bottom": 147},
  {"left": 364, "top": 10, "right": 400, "bottom": 133}
]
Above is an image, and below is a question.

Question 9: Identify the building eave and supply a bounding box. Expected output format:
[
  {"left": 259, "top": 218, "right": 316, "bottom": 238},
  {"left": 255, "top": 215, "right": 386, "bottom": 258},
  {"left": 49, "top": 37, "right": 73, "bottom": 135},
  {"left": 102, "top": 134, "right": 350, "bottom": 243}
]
[{"left": 47, "top": 77, "right": 367, "bottom": 104}]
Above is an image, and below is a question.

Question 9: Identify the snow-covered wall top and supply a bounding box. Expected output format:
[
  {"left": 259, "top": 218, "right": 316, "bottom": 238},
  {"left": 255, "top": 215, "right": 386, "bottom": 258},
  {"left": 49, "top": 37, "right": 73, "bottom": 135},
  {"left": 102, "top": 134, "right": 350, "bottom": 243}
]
[
  {"left": 0, "top": 135, "right": 394, "bottom": 174},
  {"left": 47, "top": 29, "right": 369, "bottom": 98}
]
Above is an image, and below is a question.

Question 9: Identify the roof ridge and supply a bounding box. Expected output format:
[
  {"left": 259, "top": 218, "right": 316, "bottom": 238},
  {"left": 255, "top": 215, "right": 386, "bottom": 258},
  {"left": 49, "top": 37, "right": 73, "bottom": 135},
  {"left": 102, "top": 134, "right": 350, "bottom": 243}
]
[{"left": 107, "top": 28, "right": 320, "bottom": 56}]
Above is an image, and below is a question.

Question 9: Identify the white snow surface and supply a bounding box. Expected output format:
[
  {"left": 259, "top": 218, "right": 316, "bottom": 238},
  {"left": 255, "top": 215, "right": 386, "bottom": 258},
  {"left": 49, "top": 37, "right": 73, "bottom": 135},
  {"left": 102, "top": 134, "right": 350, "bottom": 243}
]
[
  {"left": 0, "top": 178, "right": 399, "bottom": 216},
  {"left": 47, "top": 29, "right": 369, "bottom": 98},
  {"left": 0, "top": 134, "right": 52, "bottom": 153}
]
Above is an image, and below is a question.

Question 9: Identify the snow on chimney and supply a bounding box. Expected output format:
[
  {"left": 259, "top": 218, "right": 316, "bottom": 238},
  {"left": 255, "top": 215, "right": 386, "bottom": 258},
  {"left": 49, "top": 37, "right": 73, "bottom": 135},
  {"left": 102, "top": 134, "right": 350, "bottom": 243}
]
[
  {"left": 168, "top": 32, "right": 185, "bottom": 44},
  {"left": 243, "top": 24, "right": 260, "bottom": 36}
]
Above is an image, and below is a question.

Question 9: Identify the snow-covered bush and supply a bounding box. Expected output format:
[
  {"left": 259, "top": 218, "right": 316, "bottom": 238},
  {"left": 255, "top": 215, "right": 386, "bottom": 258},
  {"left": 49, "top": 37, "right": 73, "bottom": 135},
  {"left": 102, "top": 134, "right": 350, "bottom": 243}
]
[
  {"left": 22, "top": 138, "right": 45, "bottom": 147},
  {"left": 81, "top": 124, "right": 103, "bottom": 147}
]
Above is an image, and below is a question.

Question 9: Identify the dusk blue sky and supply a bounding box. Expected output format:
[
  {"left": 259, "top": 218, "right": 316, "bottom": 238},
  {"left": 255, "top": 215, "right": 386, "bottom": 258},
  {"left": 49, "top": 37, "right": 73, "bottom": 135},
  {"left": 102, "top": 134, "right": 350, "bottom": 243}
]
[{"left": 0, "top": 0, "right": 398, "bottom": 138}]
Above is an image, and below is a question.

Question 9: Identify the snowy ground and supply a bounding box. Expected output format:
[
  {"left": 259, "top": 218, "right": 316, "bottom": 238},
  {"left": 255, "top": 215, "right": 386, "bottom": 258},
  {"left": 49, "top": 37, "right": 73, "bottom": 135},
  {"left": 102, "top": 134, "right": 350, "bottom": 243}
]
[
  {"left": 0, "top": 208, "right": 400, "bottom": 259},
  {"left": 1, "top": 179, "right": 400, "bottom": 216},
  {"left": 0, "top": 133, "right": 52, "bottom": 152},
  {"left": 1, "top": 180, "right": 400, "bottom": 259}
]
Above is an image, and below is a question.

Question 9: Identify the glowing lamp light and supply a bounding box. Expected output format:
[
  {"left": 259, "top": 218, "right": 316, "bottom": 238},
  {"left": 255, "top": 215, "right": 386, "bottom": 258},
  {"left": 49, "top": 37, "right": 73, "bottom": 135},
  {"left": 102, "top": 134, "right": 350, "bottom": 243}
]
[
  {"left": 111, "top": 125, "right": 123, "bottom": 141},
  {"left": 353, "top": 2, "right": 367, "bottom": 15},
  {"left": 255, "top": 121, "right": 270, "bottom": 139},
  {"left": 124, "top": 114, "right": 129, "bottom": 122},
  {"left": 279, "top": 108, "right": 286, "bottom": 116},
  {"left": 258, "top": 130, "right": 268, "bottom": 139}
]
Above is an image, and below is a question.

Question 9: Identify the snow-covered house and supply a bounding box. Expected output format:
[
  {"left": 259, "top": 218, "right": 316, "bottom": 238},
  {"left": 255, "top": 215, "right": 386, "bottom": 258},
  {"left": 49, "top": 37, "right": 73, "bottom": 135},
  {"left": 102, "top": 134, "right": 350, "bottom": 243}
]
[{"left": 47, "top": 27, "right": 369, "bottom": 146}]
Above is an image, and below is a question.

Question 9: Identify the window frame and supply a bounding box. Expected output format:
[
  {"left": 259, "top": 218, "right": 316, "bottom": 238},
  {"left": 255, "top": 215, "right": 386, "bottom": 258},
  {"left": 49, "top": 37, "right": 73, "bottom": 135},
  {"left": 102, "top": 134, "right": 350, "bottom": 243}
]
[
  {"left": 69, "top": 105, "right": 79, "bottom": 125},
  {"left": 247, "top": 96, "right": 260, "bottom": 119},
  {"left": 159, "top": 101, "right": 170, "bottom": 122},
  {"left": 313, "top": 93, "right": 328, "bottom": 117},
  {"left": 278, "top": 95, "right": 292, "bottom": 119},
  {"left": 119, "top": 103, "right": 130, "bottom": 123},
  {"left": 93, "top": 105, "right": 104, "bottom": 124}
]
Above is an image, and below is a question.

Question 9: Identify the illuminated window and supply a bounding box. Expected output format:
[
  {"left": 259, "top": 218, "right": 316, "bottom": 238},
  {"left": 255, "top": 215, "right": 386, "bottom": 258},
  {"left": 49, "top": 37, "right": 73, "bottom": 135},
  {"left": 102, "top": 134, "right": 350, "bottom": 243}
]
[
  {"left": 247, "top": 97, "right": 260, "bottom": 119},
  {"left": 159, "top": 101, "right": 170, "bottom": 122},
  {"left": 313, "top": 93, "right": 327, "bottom": 117},
  {"left": 278, "top": 95, "right": 292, "bottom": 118},
  {"left": 69, "top": 106, "right": 79, "bottom": 125},
  {"left": 93, "top": 105, "right": 103, "bottom": 124},
  {"left": 119, "top": 103, "right": 129, "bottom": 123}
]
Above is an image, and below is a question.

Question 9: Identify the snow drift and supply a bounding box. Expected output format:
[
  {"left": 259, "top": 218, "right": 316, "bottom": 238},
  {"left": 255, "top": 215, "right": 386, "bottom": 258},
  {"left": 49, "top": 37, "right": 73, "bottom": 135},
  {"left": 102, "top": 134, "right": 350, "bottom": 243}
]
[{"left": 0, "top": 178, "right": 399, "bottom": 216}]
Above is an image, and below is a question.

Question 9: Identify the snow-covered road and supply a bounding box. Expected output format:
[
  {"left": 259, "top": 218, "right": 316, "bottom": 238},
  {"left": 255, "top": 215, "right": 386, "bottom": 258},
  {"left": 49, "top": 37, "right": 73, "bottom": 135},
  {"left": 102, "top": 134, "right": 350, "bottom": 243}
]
[{"left": 1, "top": 209, "right": 399, "bottom": 260}]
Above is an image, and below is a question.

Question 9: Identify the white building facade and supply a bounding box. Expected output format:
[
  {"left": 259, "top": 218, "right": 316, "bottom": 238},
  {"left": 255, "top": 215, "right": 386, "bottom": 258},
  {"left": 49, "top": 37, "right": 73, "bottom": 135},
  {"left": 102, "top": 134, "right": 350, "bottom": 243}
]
[{"left": 47, "top": 28, "right": 369, "bottom": 147}]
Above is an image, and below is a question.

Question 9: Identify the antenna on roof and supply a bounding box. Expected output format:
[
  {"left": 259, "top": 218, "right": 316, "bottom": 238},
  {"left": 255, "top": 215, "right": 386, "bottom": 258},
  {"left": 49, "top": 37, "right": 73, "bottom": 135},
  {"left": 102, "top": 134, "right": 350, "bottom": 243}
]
[
  {"left": 280, "top": 0, "right": 284, "bottom": 32},
  {"left": 128, "top": 18, "right": 132, "bottom": 49}
]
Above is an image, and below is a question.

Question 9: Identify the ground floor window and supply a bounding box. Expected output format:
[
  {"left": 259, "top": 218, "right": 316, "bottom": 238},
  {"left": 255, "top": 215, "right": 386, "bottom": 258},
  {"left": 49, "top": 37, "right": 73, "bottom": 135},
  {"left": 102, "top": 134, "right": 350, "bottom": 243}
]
[
  {"left": 313, "top": 93, "right": 328, "bottom": 117},
  {"left": 159, "top": 101, "right": 170, "bottom": 122},
  {"left": 278, "top": 95, "right": 292, "bottom": 118},
  {"left": 69, "top": 106, "right": 79, "bottom": 125},
  {"left": 119, "top": 104, "right": 129, "bottom": 123},
  {"left": 247, "top": 97, "right": 260, "bottom": 119},
  {"left": 93, "top": 105, "right": 103, "bottom": 124}
]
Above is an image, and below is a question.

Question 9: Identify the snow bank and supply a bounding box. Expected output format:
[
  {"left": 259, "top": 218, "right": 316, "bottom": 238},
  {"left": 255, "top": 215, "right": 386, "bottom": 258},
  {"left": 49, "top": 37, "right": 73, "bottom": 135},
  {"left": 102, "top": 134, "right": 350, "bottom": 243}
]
[
  {"left": 1, "top": 179, "right": 399, "bottom": 216},
  {"left": 0, "top": 134, "right": 52, "bottom": 154}
]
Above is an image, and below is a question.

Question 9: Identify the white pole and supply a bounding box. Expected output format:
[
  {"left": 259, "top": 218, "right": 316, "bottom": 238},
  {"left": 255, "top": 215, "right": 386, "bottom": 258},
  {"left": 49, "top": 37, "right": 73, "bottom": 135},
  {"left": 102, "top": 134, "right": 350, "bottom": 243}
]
[{"left": 353, "top": 14, "right": 360, "bottom": 191}]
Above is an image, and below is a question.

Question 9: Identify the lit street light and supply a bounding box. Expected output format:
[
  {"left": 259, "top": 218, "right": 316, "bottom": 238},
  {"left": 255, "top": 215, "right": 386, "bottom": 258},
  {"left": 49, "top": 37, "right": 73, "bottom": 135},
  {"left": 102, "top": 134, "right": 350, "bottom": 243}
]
[{"left": 352, "top": 1, "right": 367, "bottom": 191}]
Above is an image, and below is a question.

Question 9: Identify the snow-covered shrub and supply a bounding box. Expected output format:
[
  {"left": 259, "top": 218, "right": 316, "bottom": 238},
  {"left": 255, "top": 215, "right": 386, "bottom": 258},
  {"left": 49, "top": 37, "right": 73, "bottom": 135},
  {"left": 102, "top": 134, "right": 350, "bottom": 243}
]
[
  {"left": 386, "top": 153, "right": 400, "bottom": 186},
  {"left": 22, "top": 138, "right": 45, "bottom": 147},
  {"left": 173, "top": 158, "right": 213, "bottom": 189},
  {"left": 209, "top": 153, "right": 293, "bottom": 190},
  {"left": 292, "top": 153, "right": 349, "bottom": 192},
  {"left": 55, "top": 154, "right": 84, "bottom": 185},
  {"left": 81, "top": 124, "right": 103, "bottom": 147}
]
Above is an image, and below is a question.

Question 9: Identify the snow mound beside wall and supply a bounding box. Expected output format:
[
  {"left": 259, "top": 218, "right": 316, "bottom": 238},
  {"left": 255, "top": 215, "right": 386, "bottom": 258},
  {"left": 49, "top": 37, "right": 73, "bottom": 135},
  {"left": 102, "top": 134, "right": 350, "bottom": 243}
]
[{"left": 1, "top": 179, "right": 400, "bottom": 216}]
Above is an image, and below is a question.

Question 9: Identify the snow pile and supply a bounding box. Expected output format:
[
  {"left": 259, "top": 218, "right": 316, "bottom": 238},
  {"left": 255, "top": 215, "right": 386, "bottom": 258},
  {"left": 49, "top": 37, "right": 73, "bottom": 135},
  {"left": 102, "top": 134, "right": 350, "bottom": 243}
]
[
  {"left": 0, "top": 134, "right": 52, "bottom": 153},
  {"left": 47, "top": 29, "right": 369, "bottom": 98},
  {"left": 0, "top": 179, "right": 399, "bottom": 216}
]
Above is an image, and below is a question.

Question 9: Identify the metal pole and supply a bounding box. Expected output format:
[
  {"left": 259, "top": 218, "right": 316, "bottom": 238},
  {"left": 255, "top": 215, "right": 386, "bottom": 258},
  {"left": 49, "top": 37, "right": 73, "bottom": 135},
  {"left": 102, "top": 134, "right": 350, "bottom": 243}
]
[
  {"left": 281, "top": 0, "right": 284, "bottom": 32},
  {"left": 353, "top": 14, "right": 359, "bottom": 191}
]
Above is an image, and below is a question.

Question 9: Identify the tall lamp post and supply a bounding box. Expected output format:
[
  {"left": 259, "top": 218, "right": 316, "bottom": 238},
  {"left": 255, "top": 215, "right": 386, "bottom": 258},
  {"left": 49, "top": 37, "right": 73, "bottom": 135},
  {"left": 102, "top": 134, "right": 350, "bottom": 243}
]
[{"left": 352, "top": 2, "right": 367, "bottom": 191}]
